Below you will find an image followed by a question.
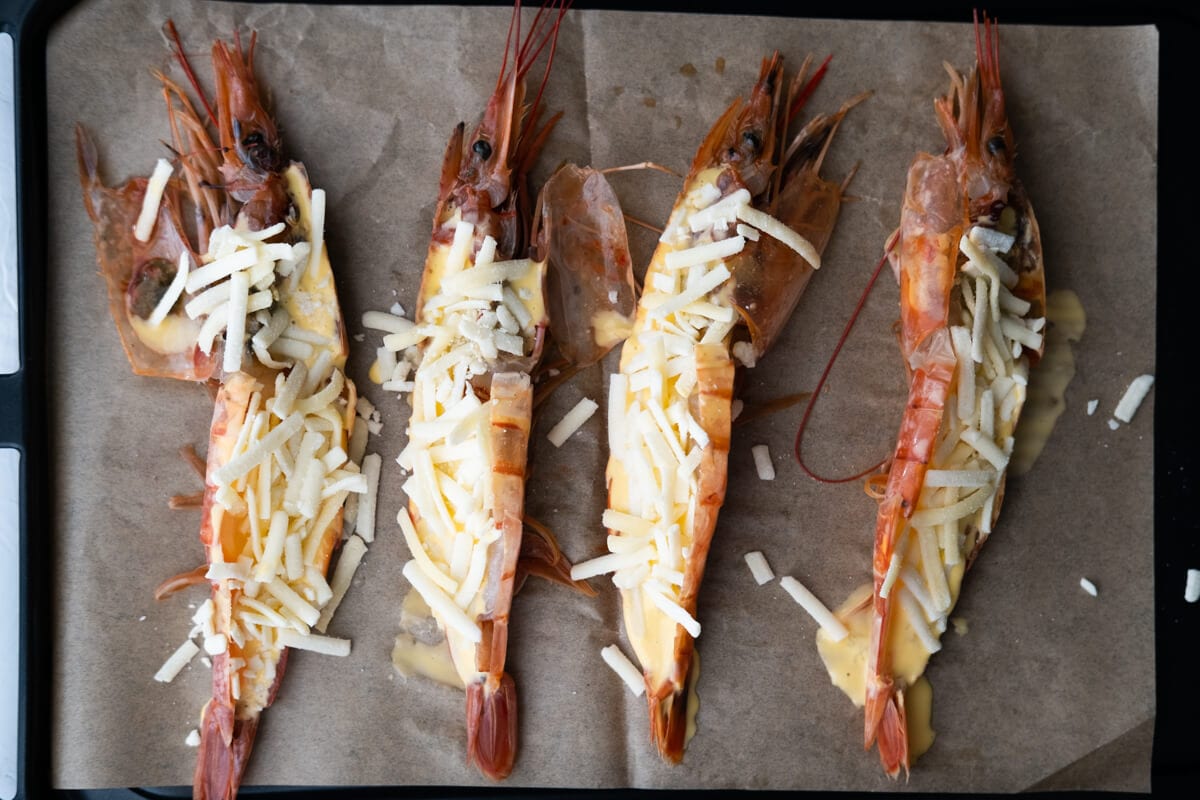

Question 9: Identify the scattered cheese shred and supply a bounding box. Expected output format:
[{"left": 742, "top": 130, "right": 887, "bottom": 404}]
[
  {"left": 744, "top": 551, "right": 774, "bottom": 585},
  {"left": 780, "top": 576, "right": 848, "bottom": 641},
  {"left": 601, "top": 644, "right": 646, "bottom": 696},
  {"left": 356, "top": 454, "right": 382, "bottom": 542},
  {"left": 153, "top": 639, "right": 199, "bottom": 683},
  {"left": 185, "top": 729, "right": 201, "bottom": 747},
  {"left": 751, "top": 444, "right": 775, "bottom": 480},
  {"left": 1087, "top": 399, "right": 1098, "bottom": 416},
  {"left": 1079, "top": 577, "right": 1099, "bottom": 597},
  {"left": 547, "top": 397, "right": 599, "bottom": 447},
  {"left": 1186, "top": 569, "right": 1200, "bottom": 603},
  {"left": 1113, "top": 374, "right": 1154, "bottom": 423},
  {"left": 133, "top": 158, "right": 173, "bottom": 242}
]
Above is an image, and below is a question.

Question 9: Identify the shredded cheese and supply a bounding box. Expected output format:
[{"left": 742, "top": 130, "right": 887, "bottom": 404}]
[
  {"left": 601, "top": 644, "right": 646, "bottom": 696},
  {"left": 1079, "top": 577, "right": 1098, "bottom": 597},
  {"left": 134, "top": 158, "right": 173, "bottom": 242},
  {"left": 744, "top": 551, "right": 774, "bottom": 585},
  {"left": 751, "top": 444, "right": 775, "bottom": 480},
  {"left": 547, "top": 398, "right": 599, "bottom": 447},
  {"left": 1113, "top": 374, "right": 1154, "bottom": 423},
  {"left": 780, "top": 576, "right": 848, "bottom": 641},
  {"left": 153, "top": 639, "right": 199, "bottom": 683}
]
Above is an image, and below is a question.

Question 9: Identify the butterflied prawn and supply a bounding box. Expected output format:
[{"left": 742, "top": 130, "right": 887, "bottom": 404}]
[
  {"left": 570, "top": 53, "right": 868, "bottom": 761},
  {"left": 823, "top": 14, "right": 1045, "bottom": 778},
  {"left": 78, "top": 22, "right": 363, "bottom": 800},
  {"left": 384, "top": 0, "right": 638, "bottom": 780}
]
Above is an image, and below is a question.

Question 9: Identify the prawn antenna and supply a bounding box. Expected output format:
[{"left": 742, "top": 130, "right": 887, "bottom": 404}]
[
  {"left": 793, "top": 237, "right": 895, "bottom": 483},
  {"left": 522, "top": 0, "right": 572, "bottom": 131},
  {"left": 163, "top": 20, "right": 218, "bottom": 129},
  {"left": 787, "top": 53, "right": 832, "bottom": 125}
]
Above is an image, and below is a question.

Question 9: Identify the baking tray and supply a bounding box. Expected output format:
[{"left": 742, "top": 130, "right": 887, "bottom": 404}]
[{"left": 2, "top": 0, "right": 1196, "bottom": 796}]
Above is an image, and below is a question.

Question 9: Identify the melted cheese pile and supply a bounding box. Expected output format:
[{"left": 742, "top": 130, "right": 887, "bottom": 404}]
[
  {"left": 390, "top": 218, "right": 543, "bottom": 679},
  {"left": 875, "top": 223, "right": 1044, "bottom": 664},
  {"left": 200, "top": 370, "right": 364, "bottom": 712}
]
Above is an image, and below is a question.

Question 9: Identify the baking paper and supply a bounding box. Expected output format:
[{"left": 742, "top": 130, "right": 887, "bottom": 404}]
[{"left": 47, "top": 1, "right": 1156, "bottom": 790}]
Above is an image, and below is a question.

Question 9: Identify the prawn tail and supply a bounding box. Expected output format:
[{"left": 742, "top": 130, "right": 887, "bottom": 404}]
[
  {"left": 865, "top": 680, "right": 909, "bottom": 780},
  {"left": 193, "top": 701, "right": 258, "bottom": 800},
  {"left": 648, "top": 667, "right": 691, "bottom": 764},
  {"left": 466, "top": 673, "right": 518, "bottom": 780}
]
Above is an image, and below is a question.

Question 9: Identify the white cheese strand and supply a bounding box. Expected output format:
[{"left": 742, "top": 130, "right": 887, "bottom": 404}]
[
  {"left": 146, "top": 250, "right": 190, "bottom": 327},
  {"left": 402, "top": 560, "right": 480, "bottom": 643},
  {"left": 153, "top": 639, "right": 200, "bottom": 683},
  {"left": 780, "top": 576, "right": 848, "bottom": 641},
  {"left": 277, "top": 629, "right": 351, "bottom": 657},
  {"left": 134, "top": 158, "right": 174, "bottom": 242},
  {"left": 222, "top": 270, "right": 250, "bottom": 374},
  {"left": 547, "top": 398, "right": 599, "bottom": 447},
  {"left": 307, "top": 188, "right": 326, "bottom": 278},
  {"left": 601, "top": 644, "right": 646, "bottom": 696},
  {"left": 736, "top": 204, "right": 821, "bottom": 268}
]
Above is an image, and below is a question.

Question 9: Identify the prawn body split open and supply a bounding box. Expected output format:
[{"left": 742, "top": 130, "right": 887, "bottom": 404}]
[
  {"left": 78, "top": 22, "right": 357, "bottom": 800},
  {"left": 582, "top": 53, "right": 867, "bottom": 762},
  {"left": 854, "top": 15, "right": 1046, "bottom": 777},
  {"left": 394, "top": 1, "right": 637, "bottom": 780}
]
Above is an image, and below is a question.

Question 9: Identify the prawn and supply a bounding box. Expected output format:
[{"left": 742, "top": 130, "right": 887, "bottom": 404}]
[
  {"left": 852, "top": 14, "right": 1046, "bottom": 777},
  {"left": 570, "top": 53, "right": 868, "bottom": 761},
  {"left": 77, "top": 23, "right": 360, "bottom": 800},
  {"left": 387, "top": 1, "right": 637, "bottom": 780}
]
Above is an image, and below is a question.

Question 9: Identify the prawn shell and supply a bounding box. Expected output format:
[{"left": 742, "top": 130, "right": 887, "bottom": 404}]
[
  {"left": 76, "top": 125, "right": 217, "bottom": 381},
  {"left": 538, "top": 164, "right": 637, "bottom": 367}
]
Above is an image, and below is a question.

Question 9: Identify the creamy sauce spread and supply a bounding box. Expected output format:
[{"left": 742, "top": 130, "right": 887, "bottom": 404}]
[
  {"left": 393, "top": 592, "right": 466, "bottom": 690},
  {"left": 905, "top": 676, "right": 936, "bottom": 760},
  {"left": 1010, "top": 289, "right": 1085, "bottom": 475},
  {"left": 129, "top": 313, "right": 202, "bottom": 355}
]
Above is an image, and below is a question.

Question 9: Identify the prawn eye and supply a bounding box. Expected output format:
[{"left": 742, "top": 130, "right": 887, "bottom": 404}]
[
  {"left": 742, "top": 130, "right": 762, "bottom": 154},
  {"left": 987, "top": 135, "right": 1006, "bottom": 155},
  {"left": 472, "top": 140, "right": 493, "bottom": 160},
  {"left": 240, "top": 130, "right": 281, "bottom": 173}
]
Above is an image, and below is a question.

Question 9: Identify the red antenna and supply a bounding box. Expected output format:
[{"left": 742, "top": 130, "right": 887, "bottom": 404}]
[
  {"left": 163, "top": 20, "right": 218, "bottom": 129},
  {"left": 787, "top": 54, "right": 832, "bottom": 125},
  {"left": 793, "top": 240, "right": 895, "bottom": 483}
]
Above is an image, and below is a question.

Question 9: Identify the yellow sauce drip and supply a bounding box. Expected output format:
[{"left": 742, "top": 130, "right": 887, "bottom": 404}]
[
  {"left": 592, "top": 309, "right": 634, "bottom": 350},
  {"left": 905, "top": 676, "right": 936, "bottom": 761},
  {"left": 129, "top": 313, "right": 202, "bottom": 355},
  {"left": 1010, "top": 289, "right": 1085, "bottom": 475},
  {"left": 817, "top": 579, "right": 954, "bottom": 710},
  {"left": 685, "top": 649, "right": 701, "bottom": 745},
  {"left": 368, "top": 359, "right": 384, "bottom": 385},
  {"left": 391, "top": 634, "right": 465, "bottom": 689},
  {"left": 951, "top": 617, "right": 969, "bottom": 636},
  {"left": 392, "top": 591, "right": 466, "bottom": 690}
]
